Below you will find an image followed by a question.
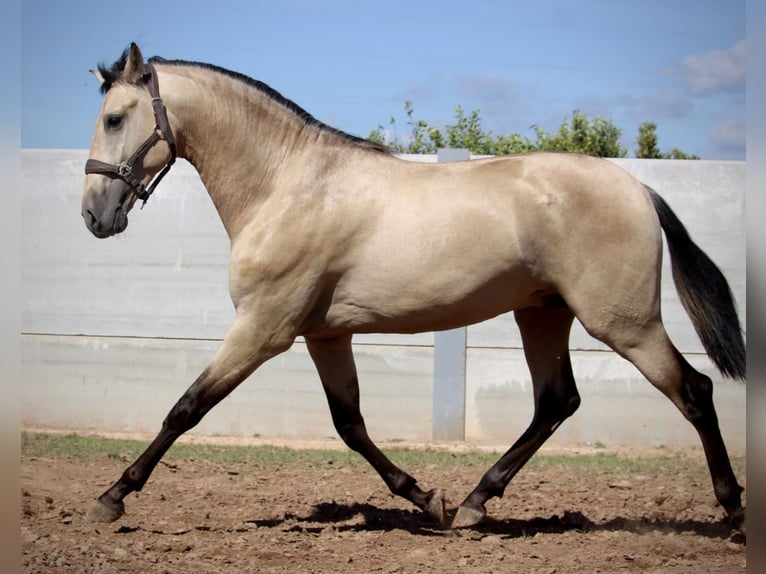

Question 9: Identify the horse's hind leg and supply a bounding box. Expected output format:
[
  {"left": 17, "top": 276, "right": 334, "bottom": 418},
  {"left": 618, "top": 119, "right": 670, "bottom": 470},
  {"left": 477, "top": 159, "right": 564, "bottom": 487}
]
[
  {"left": 87, "top": 316, "right": 292, "bottom": 523},
  {"left": 603, "top": 323, "right": 745, "bottom": 532},
  {"left": 306, "top": 334, "right": 446, "bottom": 526},
  {"left": 453, "top": 306, "right": 580, "bottom": 528}
]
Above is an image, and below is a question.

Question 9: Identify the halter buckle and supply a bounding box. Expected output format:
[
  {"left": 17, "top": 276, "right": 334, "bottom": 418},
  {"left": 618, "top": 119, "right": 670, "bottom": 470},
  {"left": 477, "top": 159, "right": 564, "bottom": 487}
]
[{"left": 117, "top": 162, "right": 134, "bottom": 178}]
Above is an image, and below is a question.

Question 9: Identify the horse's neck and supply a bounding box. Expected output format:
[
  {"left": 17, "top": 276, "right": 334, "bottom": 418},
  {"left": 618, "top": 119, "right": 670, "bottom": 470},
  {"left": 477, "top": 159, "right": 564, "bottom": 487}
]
[{"left": 160, "top": 66, "right": 316, "bottom": 238}]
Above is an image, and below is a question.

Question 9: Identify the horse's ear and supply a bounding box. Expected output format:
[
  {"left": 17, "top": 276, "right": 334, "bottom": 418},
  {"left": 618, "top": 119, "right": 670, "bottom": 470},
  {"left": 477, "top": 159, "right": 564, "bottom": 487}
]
[
  {"left": 90, "top": 68, "right": 106, "bottom": 85},
  {"left": 122, "top": 42, "right": 146, "bottom": 84}
]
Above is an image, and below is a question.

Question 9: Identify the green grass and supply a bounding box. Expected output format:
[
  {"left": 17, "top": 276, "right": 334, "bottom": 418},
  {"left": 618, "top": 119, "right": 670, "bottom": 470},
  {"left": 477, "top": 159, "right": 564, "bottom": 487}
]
[
  {"left": 21, "top": 431, "right": 364, "bottom": 466},
  {"left": 20, "top": 431, "right": 501, "bottom": 468},
  {"left": 21, "top": 431, "right": 745, "bottom": 477}
]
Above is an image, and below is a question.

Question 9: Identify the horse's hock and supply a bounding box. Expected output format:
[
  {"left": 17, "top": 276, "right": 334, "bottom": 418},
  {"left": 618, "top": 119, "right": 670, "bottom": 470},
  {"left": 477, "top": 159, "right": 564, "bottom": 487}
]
[{"left": 22, "top": 149, "right": 745, "bottom": 452}]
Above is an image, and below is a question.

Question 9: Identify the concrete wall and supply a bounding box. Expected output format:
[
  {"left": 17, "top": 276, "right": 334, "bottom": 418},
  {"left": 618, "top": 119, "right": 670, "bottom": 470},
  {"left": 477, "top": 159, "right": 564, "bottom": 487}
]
[{"left": 21, "top": 150, "right": 746, "bottom": 450}]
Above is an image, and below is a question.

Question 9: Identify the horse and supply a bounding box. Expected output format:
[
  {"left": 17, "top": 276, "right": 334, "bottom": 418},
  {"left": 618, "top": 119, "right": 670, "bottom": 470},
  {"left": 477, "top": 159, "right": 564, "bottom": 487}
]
[{"left": 82, "top": 43, "right": 746, "bottom": 533}]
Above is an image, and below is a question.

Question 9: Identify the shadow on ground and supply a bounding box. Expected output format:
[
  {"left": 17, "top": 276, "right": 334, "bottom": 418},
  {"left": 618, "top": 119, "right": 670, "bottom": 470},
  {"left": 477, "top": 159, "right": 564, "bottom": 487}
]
[{"left": 238, "top": 501, "right": 743, "bottom": 543}]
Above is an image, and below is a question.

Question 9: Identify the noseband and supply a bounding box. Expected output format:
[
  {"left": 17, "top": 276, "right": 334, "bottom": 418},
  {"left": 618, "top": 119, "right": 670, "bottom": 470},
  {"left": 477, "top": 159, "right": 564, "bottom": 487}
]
[{"left": 84, "top": 64, "right": 177, "bottom": 205}]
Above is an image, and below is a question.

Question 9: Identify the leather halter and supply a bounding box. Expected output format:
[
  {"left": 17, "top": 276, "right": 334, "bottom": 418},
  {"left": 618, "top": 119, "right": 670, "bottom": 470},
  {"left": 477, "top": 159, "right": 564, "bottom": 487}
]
[{"left": 84, "top": 63, "right": 177, "bottom": 205}]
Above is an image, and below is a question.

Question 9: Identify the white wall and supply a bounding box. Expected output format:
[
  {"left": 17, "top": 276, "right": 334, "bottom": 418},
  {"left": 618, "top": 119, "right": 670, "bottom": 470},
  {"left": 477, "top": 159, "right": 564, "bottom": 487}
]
[{"left": 21, "top": 150, "right": 746, "bottom": 450}]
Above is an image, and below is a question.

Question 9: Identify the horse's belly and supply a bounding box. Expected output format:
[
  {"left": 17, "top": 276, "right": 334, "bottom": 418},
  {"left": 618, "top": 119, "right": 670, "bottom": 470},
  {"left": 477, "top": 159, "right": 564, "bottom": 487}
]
[{"left": 307, "top": 265, "right": 552, "bottom": 336}]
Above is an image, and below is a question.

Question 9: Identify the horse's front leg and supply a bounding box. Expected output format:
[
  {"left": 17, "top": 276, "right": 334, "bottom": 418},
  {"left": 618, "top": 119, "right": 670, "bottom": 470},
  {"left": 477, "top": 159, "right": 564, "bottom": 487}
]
[
  {"left": 87, "top": 315, "right": 292, "bottom": 523},
  {"left": 306, "top": 334, "right": 446, "bottom": 527}
]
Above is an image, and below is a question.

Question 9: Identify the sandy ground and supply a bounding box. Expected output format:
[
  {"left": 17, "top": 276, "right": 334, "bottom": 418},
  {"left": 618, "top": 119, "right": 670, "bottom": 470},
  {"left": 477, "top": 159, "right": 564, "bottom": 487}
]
[{"left": 20, "top": 431, "right": 746, "bottom": 573}]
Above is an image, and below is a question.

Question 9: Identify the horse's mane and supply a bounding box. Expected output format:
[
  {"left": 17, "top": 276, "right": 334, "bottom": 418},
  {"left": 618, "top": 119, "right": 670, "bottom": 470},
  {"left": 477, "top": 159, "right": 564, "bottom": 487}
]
[{"left": 96, "top": 49, "right": 392, "bottom": 154}]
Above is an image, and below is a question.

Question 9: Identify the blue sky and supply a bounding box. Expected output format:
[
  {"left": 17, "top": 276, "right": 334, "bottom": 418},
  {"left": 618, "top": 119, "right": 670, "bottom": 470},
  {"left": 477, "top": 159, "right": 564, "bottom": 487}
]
[{"left": 21, "top": 0, "right": 745, "bottom": 159}]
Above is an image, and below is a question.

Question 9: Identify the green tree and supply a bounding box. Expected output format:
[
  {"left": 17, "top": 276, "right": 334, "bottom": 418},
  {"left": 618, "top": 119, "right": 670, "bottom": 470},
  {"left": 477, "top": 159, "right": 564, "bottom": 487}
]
[
  {"left": 369, "top": 100, "right": 440, "bottom": 153},
  {"left": 635, "top": 121, "right": 662, "bottom": 158},
  {"left": 531, "top": 110, "right": 627, "bottom": 157},
  {"left": 372, "top": 102, "right": 697, "bottom": 159},
  {"left": 663, "top": 148, "right": 700, "bottom": 160},
  {"left": 635, "top": 121, "right": 699, "bottom": 160},
  {"left": 370, "top": 102, "right": 538, "bottom": 155},
  {"left": 371, "top": 104, "right": 626, "bottom": 157}
]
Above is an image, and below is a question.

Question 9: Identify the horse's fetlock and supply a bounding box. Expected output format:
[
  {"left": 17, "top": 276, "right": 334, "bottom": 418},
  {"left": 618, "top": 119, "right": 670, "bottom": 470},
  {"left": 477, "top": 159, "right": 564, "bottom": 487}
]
[
  {"left": 123, "top": 465, "right": 147, "bottom": 490},
  {"left": 480, "top": 469, "right": 508, "bottom": 500},
  {"left": 388, "top": 472, "right": 417, "bottom": 497},
  {"left": 714, "top": 478, "right": 743, "bottom": 509}
]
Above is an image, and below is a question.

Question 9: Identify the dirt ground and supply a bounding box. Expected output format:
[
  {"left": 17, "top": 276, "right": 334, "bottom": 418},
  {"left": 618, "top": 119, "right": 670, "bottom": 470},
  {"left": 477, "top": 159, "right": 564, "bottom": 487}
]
[{"left": 21, "top": 438, "right": 746, "bottom": 574}]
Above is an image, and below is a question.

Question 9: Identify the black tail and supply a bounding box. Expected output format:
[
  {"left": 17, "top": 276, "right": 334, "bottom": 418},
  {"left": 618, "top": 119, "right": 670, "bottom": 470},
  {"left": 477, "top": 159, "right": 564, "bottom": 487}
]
[{"left": 648, "top": 187, "right": 745, "bottom": 381}]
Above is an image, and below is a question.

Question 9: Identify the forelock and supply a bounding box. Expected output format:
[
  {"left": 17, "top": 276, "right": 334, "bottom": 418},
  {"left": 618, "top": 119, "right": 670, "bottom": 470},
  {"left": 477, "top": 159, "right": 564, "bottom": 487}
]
[{"left": 96, "top": 47, "right": 130, "bottom": 95}]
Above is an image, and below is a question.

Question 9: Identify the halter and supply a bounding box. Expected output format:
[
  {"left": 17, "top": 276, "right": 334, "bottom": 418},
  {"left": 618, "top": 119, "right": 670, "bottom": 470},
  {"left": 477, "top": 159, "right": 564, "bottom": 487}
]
[{"left": 84, "top": 63, "right": 177, "bottom": 206}]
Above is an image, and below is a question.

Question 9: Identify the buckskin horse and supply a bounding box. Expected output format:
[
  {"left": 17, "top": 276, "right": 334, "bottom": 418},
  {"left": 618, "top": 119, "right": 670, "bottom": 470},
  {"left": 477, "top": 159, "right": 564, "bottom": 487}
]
[{"left": 82, "top": 44, "right": 745, "bottom": 533}]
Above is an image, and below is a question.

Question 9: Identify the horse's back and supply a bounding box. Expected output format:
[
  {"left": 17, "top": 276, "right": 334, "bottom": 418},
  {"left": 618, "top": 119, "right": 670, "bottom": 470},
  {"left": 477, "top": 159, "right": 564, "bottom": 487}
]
[{"left": 307, "top": 152, "right": 662, "bottom": 337}]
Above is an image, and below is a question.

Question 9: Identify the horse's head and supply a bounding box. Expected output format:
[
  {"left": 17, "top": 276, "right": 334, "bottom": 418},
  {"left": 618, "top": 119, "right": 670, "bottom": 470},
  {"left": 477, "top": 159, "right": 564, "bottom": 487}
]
[{"left": 82, "top": 43, "right": 176, "bottom": 238}]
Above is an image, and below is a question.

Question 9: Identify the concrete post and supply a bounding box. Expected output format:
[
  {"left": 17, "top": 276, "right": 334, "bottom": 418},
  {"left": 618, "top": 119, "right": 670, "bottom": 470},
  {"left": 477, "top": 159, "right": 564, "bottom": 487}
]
[{"left": 432, "top": 148, "right": 470, "bottom": 441}]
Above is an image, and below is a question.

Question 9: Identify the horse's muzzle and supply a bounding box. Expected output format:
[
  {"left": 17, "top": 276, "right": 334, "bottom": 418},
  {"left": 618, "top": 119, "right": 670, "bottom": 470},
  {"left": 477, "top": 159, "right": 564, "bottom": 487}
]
[
  {"left": 82, "top": 182, "right": 133, "bottom": 238},
  {"left": 83, "top": 205, "right": 129, "bottom": 238}
]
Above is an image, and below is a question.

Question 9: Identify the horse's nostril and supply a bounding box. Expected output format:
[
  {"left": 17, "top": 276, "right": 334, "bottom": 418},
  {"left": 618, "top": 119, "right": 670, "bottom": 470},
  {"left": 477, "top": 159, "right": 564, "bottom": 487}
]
[{"left": 85, "top": 209, "right": 100, "bottom": 230}]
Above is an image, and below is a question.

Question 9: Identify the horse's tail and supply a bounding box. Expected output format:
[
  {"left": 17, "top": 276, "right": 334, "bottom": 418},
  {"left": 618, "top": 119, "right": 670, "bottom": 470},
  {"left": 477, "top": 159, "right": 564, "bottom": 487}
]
[{"left": 647, "top": 186, "right": 745, "bottom": 381}]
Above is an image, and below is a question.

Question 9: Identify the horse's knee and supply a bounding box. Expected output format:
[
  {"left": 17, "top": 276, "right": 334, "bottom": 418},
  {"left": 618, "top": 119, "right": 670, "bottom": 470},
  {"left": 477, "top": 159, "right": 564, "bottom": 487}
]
[
  {"left": 335, "top": 420, "right": 368, "bottom": 452},
  {"left": 163, "top": 389, "right": 206, "bottom": 433}
]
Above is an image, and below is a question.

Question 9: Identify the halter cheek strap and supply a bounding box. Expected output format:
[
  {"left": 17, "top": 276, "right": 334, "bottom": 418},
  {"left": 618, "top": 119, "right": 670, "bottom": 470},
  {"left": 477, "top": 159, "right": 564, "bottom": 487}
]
[{"left": 84, "top": 63, "right": 177, "bottom": 206}]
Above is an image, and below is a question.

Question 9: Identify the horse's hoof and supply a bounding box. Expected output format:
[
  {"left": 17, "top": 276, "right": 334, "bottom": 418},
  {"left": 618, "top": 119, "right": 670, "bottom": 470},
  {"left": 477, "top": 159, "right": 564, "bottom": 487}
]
[
  {"left": 425, "top": 488, "right": 446, "bottom": 527},
  {"left": 86, "top": 499, "right": 124, "bottom": 523},
  {"left": 451, "top": 503, "right": 486, "bottom": 529},
  {"left": 729, "top": 507, "right": 746, "bottom": 537}
]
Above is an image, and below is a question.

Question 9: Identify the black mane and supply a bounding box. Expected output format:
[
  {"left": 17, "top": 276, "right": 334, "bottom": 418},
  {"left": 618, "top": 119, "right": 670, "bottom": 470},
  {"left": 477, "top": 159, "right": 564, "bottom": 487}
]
[{"left": 96, "top": 49, "right": 391, "bottom": 154}]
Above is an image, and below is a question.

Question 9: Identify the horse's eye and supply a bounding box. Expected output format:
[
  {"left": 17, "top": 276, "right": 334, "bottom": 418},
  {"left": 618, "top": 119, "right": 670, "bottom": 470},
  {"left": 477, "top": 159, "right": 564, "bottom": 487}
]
[{"left": 106, "top": 115, "right": 123, "bottom": 130}]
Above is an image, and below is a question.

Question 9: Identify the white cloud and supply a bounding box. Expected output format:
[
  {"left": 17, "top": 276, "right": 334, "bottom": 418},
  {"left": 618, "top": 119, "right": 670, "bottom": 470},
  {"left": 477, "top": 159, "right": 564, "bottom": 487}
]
[
  {"left": 449, "top": 73, "right": 532, "bottom": 125},
  {"left": 394, "top": 72, "right": 534, "bottom": 134},
  {"left": 396, "top": 73, "right": 445, "bottom": 105},
  {"left": 593, "top": 91, "right": 693, "bottom": 122},
  {"left": 676, "top": 39, "right": 746, "bottom": 96},
  {"left": 709, "top": 118, "right": 745, "bottom": 156},
  {"left": 639, "top": 91, "right": 694, "bottom": 119},
  {"left": 452, "top": 74, "right": 523, "bottom": 103}
]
